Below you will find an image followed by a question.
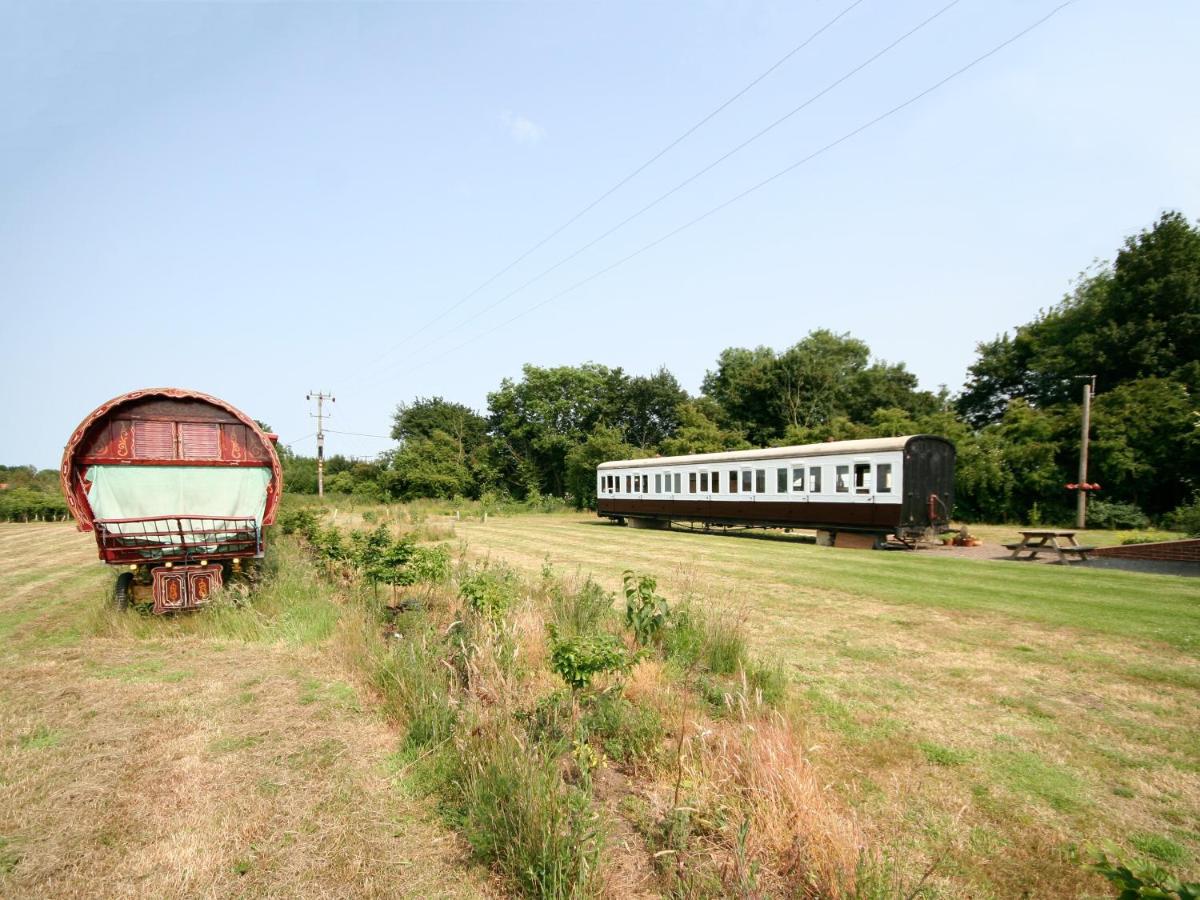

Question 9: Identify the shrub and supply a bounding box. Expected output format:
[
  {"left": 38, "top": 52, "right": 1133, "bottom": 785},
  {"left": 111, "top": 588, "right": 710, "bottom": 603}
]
[
  {"left": 623, "top": 570, "right": 669, "bottom": 646},
  {"left": 277, "top": 507, "right": 317, "bottom": 537},
  {"left": 519, "top": 690, "right": 576, "bottom": 749},
  {"left": 405, "top": 545, "right": 451, "bottom": 585},
  {"left": 0, "top": 486, "right": 69, "bottom": 522},
  {"left": 1087, "top": 499, "right": 1152, "bottom": 530},
  {"left": 1166, "top": 497, "right": 1200, "bottom": 537},
  {"left": 581, "top": 693, "right": 664, "bottom": 765},
  {"left": 458, "top": 567, "right": 519, "bottom": 620},
  {"left": 548, "top": 626, "right": 629, "bottom": 690}
]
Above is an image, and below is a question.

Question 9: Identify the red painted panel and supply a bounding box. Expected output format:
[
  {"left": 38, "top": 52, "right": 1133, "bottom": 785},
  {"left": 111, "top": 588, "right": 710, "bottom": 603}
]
[
  {"left": 133, "top": 421, "right": 174, "bottom": 459},
  {"left": 180, "top": 423, "right": 220, "bottom": 459}
]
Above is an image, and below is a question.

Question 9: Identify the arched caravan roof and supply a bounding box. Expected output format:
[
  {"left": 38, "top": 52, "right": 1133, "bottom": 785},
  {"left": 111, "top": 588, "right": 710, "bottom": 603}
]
[
  {"left": 60, "top": 387, "right": 283, "bottom": 531},
  {"left": 596, "top": 435, "right": 951, "bottom": 470}
]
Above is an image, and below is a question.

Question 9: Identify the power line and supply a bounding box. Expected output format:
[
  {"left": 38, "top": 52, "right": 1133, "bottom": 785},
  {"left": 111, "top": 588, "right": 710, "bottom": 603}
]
[
  {"left": 372, "top": 0, "right": 964, "bottom": 381},
  {"left": 348, "top": 0, "right": 867, "bottom": 382},
  {"left": 389, "top": 1, "right": 1076, "bottom": 376},
  {"left": 281, "top": 432, "right": 316, "bottom": 448},
  {"left": 324, "top": 429, "right": 396, "bottom": 440},
  {"left": 369, "top": 0, "right": 965, "bottom": 380}
]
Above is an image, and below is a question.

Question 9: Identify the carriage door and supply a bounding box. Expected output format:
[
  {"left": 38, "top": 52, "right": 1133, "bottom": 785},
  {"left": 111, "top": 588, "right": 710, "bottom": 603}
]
[{"left": 853, "top": 461, "right": 878, "bottom": 524}]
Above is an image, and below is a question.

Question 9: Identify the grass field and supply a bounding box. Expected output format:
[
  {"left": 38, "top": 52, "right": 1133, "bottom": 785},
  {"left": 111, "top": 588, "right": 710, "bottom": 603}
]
[
  {"left": 0, "top": 523, "right": 493, "bottom": 899},
  {"left": 3, "top": 512, "right": 1197, "bottom": 898},
  {"left": 448, "top": 512, "right": 1200, "bottom": 896}
]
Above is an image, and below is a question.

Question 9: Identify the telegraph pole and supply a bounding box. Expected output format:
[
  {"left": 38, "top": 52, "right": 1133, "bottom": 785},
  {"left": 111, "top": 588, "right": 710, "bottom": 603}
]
[
  {"left": 1075, "top": 376, "right": 1095, "bottom": 529},
  {"left": 307, "top": 391, "right": 335, "bottom": 497}
]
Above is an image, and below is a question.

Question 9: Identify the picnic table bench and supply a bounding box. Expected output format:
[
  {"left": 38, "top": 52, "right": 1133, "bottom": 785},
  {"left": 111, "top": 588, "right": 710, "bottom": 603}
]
[{"left": 1006, "top": 530, "right": 1096, "bottom": 564}]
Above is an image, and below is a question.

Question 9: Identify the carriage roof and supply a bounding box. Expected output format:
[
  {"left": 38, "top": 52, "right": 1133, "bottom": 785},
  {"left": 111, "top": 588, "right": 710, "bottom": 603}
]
[{"left": 596, "top": 435, "right": 950, "bottom": 470}]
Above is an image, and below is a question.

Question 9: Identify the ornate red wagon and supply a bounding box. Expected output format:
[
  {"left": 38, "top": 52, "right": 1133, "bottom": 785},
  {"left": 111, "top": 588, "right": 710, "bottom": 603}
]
[{"left": 61, "top": 388, "right": 283, "bottom": 613}]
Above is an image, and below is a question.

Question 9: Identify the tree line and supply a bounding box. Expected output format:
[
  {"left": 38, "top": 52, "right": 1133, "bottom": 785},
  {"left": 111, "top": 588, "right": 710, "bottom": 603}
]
[
  {"left": 280, "top": 212, "right": 1200, "bottom": 528},
  {"left": 6, "top": 212, "right": 1198, "bottom": 528}
]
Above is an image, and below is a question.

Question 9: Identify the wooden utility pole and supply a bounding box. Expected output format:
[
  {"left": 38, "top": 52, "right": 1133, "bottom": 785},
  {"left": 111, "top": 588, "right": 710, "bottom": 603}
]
[
  {"left": 307, "top": 391, "right": 335, "bottom": 497},
  {"left": 1076, "top": 376, "right": 1095, "bottom": 529}
]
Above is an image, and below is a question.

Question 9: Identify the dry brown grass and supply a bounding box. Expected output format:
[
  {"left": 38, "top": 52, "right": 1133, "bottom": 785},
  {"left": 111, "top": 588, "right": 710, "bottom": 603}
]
[{"left": 0, "top": 524, "right": 494, "bottom": 900}]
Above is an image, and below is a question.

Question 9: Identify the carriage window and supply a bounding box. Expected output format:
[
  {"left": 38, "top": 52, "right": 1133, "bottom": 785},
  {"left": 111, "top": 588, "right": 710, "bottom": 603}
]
[
  {"left": 711, "top": 471, "right": 719, "bottom": 493},
  {"left": 655, "top": 473, "right": 662, "bottom": 493},
  {"left": 626, "top": 475, "right": 631, "bottom": 493},
  {"left": 809, "top": 467, "right": 822, "bottom": 493},
  {"left": 689, "top": 472, "right": 697, "bottom": 493},
  {"left": 755, "top": 469, "right": 766, "bottom": 493},
  {"left": 729, "top": 471, "right": 738, "bottom": 493},
  {"left": 791, "top": 467, "right": 805, "bottom": 492},
  {"left": 836, "top": 466, "right": 850, "bottom": 493},
  {"left": 700, "top": 472, "right": 709, "bottom": 492},
  {"left": 633, "top": 474, "right": 640, "bottom": 493},
  {"left": 877, "top": 463, "right": 893, "bottom": 493},
  {"left": 776, "top": 468, "right": 788, "bottom": 493},
  {"left": 673, "top": 473, "right": 681, "bottom": 493},
  {"left": 741, "top": 470, "right": 752, "bottom": 492},
  {"left": 854, "top": 463, "right": 872, "bottom": 494},
  {"left": 644, "top": 474, "right": 650, "bottom": 494}
]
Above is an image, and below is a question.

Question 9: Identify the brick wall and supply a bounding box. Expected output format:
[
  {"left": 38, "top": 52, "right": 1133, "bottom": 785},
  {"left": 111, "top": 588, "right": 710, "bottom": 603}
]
[{"left": 1091, "top": 539, "right": 1200, "bottom": 563}]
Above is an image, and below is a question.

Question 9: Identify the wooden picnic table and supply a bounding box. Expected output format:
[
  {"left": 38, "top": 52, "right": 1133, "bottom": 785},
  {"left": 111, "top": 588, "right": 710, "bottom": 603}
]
[{"left": 1005, "top": 530, "right": 1096, "bottom": 564}]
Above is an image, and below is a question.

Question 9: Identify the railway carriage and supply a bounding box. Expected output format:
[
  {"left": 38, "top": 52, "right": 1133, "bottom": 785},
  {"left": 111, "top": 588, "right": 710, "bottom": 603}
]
[
  {"left": 61, "top": 388, "right": 283, "bottom": 612},
  {"left": 596, "top": 435, "right": 954, "bottom": 544}
]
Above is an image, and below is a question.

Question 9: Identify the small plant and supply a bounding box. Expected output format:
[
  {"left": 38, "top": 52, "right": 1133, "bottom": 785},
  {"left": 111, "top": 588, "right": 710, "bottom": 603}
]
[
  {"left": 404, "top": 545, "right": 451, "bottom": 586},
  {"left": 548, "top": 626, "right": 629, "bottom": 690},
  {"left": 581, "top": 692, "right": 664, "bottom": 765},
  {"left": 623, "top": 570, "right": 669, "bottom": 646},
  {"left": 550, "top": 576, "right": 614, "bottom": 637},
  {"left": 277, "top": 507, "right": 317, "bottom": 537},
  {"left": 704, "top": 615, "right": 747, "bottom": 676},
  {"left": 1087, "top": 851, "right": 1199, "bottom": 899},
  {"left": 458, "top": 568, "right": 518, "bottom": 620},
  {"left": 451, "top": 724, "right": 603, "bottom": 898},
  {"left": 663, "top": 602, "right": 707, "bottom": 667}
]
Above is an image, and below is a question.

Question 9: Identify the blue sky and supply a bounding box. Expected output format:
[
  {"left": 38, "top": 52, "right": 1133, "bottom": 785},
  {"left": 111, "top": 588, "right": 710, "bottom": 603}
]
[{"left": 3, "top": 0, "right": 1198, "bottom": 468}]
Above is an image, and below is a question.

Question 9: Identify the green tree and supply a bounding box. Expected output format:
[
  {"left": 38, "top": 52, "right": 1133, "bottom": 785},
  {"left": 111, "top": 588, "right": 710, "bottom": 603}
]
[
  {"left": 960, "top": 212, "right": 1200, "bottom": 425},
  {"left": 700, "top": 346, "right": 778, "bottom": 444},
  {"left": 384, "top": 430, "right": 473, "bottom": 500},
  {"left": 658, "top": 399, "right": 750, "bottom": 456},
  {"left": 487, "top": 363, "right": 619, "bottom": 497},
  {"left": 608, "top": 367, "right": 687, "bottom": 449},
  {"left": 392, "top": 397, "right": 490, "bottom": 459},
  {"left": 1090, "top": 377, "right": 1200, "bottom": 514},
  {"left": 564, "top": 425, "right": 645, "bottom": 509}
]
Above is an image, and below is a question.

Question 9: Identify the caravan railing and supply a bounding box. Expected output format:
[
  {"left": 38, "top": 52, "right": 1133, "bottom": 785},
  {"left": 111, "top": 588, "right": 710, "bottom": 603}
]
[{"left": 94, "top": 515, "right": 261, "bottom": 564}]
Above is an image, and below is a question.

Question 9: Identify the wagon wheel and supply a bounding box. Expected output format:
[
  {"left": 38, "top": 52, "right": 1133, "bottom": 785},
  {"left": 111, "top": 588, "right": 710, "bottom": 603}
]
[{"left": 114, "top": 571, "right": 133, "bottom": 611}]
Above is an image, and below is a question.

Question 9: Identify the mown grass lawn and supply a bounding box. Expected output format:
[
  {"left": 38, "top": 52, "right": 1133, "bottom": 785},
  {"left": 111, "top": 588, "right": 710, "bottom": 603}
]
[{"left": 454, "top": 512, "right": 1200, "bottom": 897}]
